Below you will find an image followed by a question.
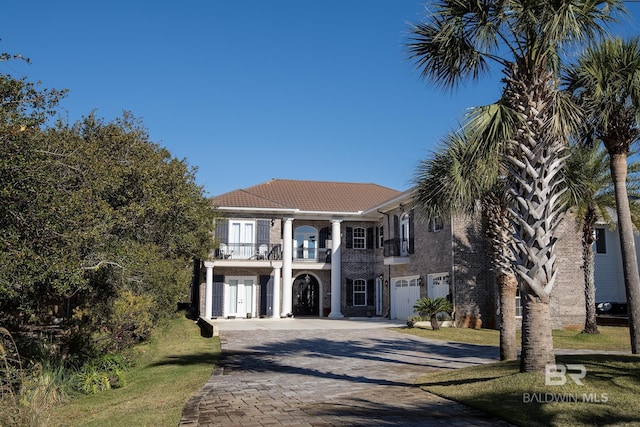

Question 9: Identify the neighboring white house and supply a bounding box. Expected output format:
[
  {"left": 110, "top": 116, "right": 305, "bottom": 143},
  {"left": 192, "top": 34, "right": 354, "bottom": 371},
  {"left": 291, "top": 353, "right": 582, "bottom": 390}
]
[{"left": 594, "top": 224, "right": 640, "bottom": 304}]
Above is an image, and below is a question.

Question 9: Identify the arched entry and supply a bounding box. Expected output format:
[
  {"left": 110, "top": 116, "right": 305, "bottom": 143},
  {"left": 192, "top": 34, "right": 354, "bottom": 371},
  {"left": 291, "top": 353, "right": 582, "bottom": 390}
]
[{"left": 292, "top": 274, "right": 319, "bottom": 316}]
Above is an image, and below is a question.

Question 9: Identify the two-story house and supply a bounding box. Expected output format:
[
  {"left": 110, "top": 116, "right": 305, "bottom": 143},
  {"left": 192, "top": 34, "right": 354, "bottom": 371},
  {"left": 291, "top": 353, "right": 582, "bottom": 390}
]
[{"left": 192, "top": 179, "right": 585, "bottom": 329}]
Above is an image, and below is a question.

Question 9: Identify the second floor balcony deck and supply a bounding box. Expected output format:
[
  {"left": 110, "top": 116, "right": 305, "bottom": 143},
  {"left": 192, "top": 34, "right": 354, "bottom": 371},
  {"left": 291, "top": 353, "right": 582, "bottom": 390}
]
[{"left": 214, "top": 243, "right": 331, "bottom": 263}]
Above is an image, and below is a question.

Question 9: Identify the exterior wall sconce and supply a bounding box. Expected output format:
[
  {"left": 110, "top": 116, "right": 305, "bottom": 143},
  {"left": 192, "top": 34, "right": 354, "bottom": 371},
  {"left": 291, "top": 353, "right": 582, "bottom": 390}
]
[{"left": 418, "top": 276, "right": 423, "bottom": 287}]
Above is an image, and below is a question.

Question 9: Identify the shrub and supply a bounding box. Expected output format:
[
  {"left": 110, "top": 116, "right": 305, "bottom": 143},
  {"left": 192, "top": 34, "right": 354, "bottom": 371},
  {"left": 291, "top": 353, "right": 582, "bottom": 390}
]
[
  {"left": 72, "top": 354, "right": 128, "bottom": 394},
  {"left": 413, "top": 297, "right": 453, "bottom": 330}
]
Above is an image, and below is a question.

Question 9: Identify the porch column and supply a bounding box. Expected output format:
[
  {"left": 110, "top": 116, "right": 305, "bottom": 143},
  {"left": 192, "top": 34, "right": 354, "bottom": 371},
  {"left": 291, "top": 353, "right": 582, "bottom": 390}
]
[
  {"left": 329, "top": 219, "right": 343, "bottom": 318},
  {"left": 204, "top": 262, "right": 214, "bottom": 320},
  {"left": 272, "top": 266, "right": 281, "bottom": 318},
  {"left": 281, "top": 217, "right": 293, "bottom": 316}
]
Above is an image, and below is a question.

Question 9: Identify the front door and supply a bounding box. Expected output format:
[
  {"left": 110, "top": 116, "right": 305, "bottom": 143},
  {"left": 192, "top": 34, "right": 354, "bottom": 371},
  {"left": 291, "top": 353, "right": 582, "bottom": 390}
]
[
  {"left": 292, "top": 274, "right": 319, "bottom": 316},
  {"left": 226, "top": 278, "right": 255, "bottom": 317}
]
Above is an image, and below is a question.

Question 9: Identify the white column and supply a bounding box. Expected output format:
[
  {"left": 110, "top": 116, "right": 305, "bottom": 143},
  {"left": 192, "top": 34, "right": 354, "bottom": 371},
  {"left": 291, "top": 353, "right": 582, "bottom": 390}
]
[
  {"left": 329, "top": 219, "right": 343, "bottom": 318},
  {"left": 205, "top": 263, "right": 213, "bottom": 319},
  {"left": 272, "top": 266, "right": 281, "bottom": 318},
  {"left": 281, "top": 218, "right": 293, "bottom": 316}
]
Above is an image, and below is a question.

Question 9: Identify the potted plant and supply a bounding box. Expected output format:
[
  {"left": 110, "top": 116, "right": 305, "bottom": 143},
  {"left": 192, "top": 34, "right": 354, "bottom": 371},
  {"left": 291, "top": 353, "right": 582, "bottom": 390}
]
[{"left": 413, "top": 297, "right": 453, "bottom": 330}]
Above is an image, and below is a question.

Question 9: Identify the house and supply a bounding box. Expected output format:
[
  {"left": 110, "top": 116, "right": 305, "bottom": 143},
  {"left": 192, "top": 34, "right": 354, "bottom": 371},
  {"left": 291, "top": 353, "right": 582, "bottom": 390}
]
[
  {"left": 594, "top": 224, "right": 640, "bottom": 311},
  {"left": 192, "top": 179, "right": 585, "bottom": 329}
]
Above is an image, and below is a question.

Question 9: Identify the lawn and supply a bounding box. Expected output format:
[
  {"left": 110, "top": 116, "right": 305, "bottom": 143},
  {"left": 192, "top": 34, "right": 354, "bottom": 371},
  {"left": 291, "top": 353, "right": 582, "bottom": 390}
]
[
  {"left": 394, "top": 325, "right": 639, "bottom": 426},
  {"left": 48, "top": 315, "right": 220, "bottom": 427}
]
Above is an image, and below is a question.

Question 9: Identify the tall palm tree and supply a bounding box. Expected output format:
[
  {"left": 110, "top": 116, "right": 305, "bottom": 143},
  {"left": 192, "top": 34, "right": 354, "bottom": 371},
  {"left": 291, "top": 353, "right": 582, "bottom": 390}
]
[
  {"left": 414, "top": 130, "right": 518, "bottom": 360},
  {"left": 564, "top": 36, "right": 640, "bottom": 352},
  {"left": 407, "top": 0, "right": 624, "bottom": 372}
]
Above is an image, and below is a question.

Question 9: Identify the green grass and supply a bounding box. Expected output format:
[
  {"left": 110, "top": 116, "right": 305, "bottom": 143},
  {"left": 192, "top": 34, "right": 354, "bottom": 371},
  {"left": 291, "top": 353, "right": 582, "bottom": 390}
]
[
  {"left": 49, "top": 315, "right": 220, "bottom": 427},
  {"left": 416, "top": 354, "right": 640, "bottom": 427},
  {"left": 393, "top": 325, "right": 638, "bottom": 426},
  {"left": 393, "top": 325, "right": 632, "bottom": 352}
]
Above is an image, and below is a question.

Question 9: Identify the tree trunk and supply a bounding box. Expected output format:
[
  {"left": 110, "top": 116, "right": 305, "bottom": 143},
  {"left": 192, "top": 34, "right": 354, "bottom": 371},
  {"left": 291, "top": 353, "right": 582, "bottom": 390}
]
[
  {"left": 610, "top": 152, "right": 640, "bottom": 353},
  {"left": 430, "top": 314, "right": 440, "bottom": 330},
  {"left": 503, "top": 64, "right": 561, "bottom": 373},
  {"left": 519, "top": 293, "right": 555, "bottom": 372},
  {"left": 498, "top": 272, "right": 518, "bottom": 360},
  {"left": 582, "top": 205, "right": 599, "bottom": 334}
]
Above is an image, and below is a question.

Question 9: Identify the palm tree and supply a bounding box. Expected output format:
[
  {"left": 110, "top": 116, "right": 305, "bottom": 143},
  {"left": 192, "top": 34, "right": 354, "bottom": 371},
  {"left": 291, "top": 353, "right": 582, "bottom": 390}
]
[
  {"left": 413, "top": 297, "right": 453, "bottom": 330},
  {"left": 564, "top": 36, "right": 640, "bottom": 352},
  {"left": 414, "top": 130, "right": 518, "bottom": 360},
  {"left": 407, "top": 0, "right": 624, "bottom": 373}
]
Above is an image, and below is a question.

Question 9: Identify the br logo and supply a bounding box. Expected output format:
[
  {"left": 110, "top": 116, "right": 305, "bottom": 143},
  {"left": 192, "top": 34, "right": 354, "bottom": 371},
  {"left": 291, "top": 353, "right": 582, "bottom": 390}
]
[{"left": 545, "top": 364, "right": 587, "bottom": 386}]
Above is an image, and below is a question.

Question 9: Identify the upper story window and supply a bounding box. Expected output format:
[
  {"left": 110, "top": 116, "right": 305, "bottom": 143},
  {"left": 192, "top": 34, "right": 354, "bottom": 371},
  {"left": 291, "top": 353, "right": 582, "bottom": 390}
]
[
  {"left": 400, "top": 214, "right": 410, "bottom": 256},
  {"left": 295, "top": 225, "right": 317, "bottom": 260},
  {"left": 353, "top": 227, "right": 366, "bottom": 249},
  {"left": 429, "top": 216, "right": 443, "bottom": 232},
  {"left": 377, "top": 226, "right": 384, "bottom": 249}
]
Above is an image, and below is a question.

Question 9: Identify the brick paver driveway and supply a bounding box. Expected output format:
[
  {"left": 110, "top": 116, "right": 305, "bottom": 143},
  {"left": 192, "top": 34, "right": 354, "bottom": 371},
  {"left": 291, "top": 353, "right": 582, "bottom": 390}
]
[{"left": 179, "top": 318, "right": 513, "bottom": 426}]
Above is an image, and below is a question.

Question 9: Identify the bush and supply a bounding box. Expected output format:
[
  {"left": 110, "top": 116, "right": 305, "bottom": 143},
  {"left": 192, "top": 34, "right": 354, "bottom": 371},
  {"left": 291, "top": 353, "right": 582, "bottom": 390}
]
[{"left": 72, "top": 354, "right": 128, "bottom": 395}]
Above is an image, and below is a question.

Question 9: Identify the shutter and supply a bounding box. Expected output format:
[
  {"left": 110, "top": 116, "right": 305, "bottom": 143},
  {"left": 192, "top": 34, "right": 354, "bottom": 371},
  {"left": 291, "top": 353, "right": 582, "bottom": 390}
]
[
  {"left": 257, "top": 220, "right": 270, "bottom": 245},
  {"left": 346, "top": 227, "right": 353, "bottom": 249},
  {"left": 375, "top": 226, "right": 379, "bottom": 249},
  {"left": 212, "top": 275, "right": 224, "bottom": 317},
  {"left": 367, "top": 227, "right": 374, "bottom": 249},
  {"left": 409, "top": 210, "right": 415, "bottom": 254},
  {"left": 319, "top": 227, "right": 330, "bottom": 249},
  {"left": 346, "top": 278, "right": 353, "bottom": 306},
  {"left": 259, "top": 275, "right": 271, "bottom": 316},
  {"left": 393, "top": 215, "right": 399, "bottom": 238},
  {"left": 367, "top": 279, "right": 375, "bottom": 306},
  {"left": 215, "top": 219, "right": 228, "bottom": 243}
]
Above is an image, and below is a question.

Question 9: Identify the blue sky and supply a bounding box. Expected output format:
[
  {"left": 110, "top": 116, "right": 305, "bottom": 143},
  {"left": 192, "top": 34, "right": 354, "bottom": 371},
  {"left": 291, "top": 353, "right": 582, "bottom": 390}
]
[{"left": 3, "top": 1, "right": 640, "bottom": 197}]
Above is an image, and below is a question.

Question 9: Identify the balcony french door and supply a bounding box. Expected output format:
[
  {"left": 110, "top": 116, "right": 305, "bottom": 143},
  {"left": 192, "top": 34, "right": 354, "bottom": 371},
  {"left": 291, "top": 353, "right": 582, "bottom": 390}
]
[
  {"left": 294, "top": 226, "right": 317, "bottom": 260},
  {"left": 230, "top": 220, "right": 255, "bottom": 259}
]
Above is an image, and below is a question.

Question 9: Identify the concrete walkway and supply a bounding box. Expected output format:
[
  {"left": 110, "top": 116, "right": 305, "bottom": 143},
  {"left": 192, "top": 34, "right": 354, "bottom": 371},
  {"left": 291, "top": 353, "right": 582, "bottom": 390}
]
[{"left": 179, "top": 318, "right": 514, "bottom": 427}]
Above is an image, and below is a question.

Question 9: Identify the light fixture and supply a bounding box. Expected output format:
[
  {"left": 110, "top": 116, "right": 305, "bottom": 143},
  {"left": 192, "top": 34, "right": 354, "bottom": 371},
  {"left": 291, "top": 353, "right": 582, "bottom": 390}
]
[{"left": 305, "top": 274, "right": 310, "bottom": 284}]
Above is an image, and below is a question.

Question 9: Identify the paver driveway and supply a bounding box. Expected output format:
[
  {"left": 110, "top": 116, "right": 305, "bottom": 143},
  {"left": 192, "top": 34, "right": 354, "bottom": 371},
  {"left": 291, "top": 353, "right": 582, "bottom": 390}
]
[{"left": 179, "top": 318, "right": 513, "bottom": 426}]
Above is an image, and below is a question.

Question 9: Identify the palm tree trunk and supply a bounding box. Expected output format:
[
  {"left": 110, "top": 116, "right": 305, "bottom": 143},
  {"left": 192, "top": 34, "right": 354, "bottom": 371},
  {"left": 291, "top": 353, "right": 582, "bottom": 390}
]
[
  {"left": 498, "top": 272, "right": 518, "bottom": 360},
  {"left": 504, "top": 64, "right": 560, "bottom": 373},
  {"left": 519, "top": 291, "right": 555, "bottom": 372},
  {"left": 582, "top": 205, "right": 599, "bottom": 334},
  {"left": 610, "top": 152, "right": 640, "bottom": 353}
]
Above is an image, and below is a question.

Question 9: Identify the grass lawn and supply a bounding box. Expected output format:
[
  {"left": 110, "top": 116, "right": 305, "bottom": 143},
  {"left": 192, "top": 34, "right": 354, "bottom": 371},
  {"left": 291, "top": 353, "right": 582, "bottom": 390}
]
[
  {"left": 394, "top": 325, "right": 639, "bottom": 426},
  {"left": 49, "top": 314, "right": 220, "bottom": 427}
]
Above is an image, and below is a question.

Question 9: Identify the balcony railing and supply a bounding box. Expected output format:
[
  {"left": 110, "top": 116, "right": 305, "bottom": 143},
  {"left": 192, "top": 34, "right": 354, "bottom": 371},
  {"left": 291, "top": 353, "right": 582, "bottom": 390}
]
[
  {"left": 214, "top": 243, "right": 331, "bottom": 262},
  {"left": 383, "top": 238, "right": 409, "bottom": 257},
  {"left": 215, "top": 243, "right": 282, "bottom": 260}
]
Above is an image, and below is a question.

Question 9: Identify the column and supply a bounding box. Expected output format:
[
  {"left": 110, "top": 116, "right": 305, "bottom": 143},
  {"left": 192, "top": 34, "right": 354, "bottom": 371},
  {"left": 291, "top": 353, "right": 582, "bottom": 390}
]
[
  {"left": 329, "top": 219, "right": 343, "bottom": 318},
  {"left": 205, "top": 263, "right": 213, "bottom": 319},
  {"left": 272, "top": 266, "right": 281, "bottom": 318},
  {"left": 281, "top": 217, "right": 293, "bottom": 317}
]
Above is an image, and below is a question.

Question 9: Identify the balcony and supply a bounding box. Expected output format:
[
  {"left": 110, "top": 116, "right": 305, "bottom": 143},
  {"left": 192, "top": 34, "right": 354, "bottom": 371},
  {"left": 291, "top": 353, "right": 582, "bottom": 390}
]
[
  {"left": 383, "top": 238, "right": 409, "bottom": 265},
  {"left": 215, "top": 243, "right": 282, "bottom": 260},
  {"left": 214, "top": 244, "right": 331, "bottom": 263}
]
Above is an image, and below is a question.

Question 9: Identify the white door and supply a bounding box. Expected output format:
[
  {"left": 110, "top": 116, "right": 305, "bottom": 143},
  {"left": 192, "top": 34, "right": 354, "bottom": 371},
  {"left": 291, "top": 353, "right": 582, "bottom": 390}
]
[
  {"left": 230, "top": 221, "right": 255, "bottom": 259},
  {"left": 391, "top": 277, "right": 421, "bottom": 320},
  {"left": 226, "top": 278, "right": 255, "bottom": 317},
  {"left": 375, "top": 277, "right": 383, "bottom": 316}
]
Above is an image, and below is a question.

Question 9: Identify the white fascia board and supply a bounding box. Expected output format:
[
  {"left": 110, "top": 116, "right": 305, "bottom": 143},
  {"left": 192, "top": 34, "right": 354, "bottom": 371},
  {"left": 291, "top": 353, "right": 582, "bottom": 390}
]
[
  {"left": 362, "top": 188, "right": 416, "bottom": 215},
  {"left": 215, "top": 207, "right": 299, "bottom": 214}
]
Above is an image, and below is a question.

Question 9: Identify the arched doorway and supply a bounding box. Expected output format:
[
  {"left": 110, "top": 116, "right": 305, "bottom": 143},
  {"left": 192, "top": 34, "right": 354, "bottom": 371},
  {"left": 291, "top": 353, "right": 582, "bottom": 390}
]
[{"left": 292, "top": 274, "right": 319, "bottom": 316}]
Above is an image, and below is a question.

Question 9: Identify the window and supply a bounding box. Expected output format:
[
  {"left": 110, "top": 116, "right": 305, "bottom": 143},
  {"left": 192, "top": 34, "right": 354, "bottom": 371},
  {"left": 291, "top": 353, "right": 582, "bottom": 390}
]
[
  {"left": 377, "top": 226, "right": 384, "bottom": 249},
  {"left": 515, "top": 289, "right": 522, "bottom": 317},
  {"left": 595, "top": 228, "right": 606, "bottom": 254},
  {"left": 429, "top": 217, "right": 443, "bottom": 232},
  {"left": 400, "top": 214, "right": 410, "bottom": 256},
  {"left": 353, "top": 227, "right": 366, "bottom": 249},
  {"left": 353, "top": 279, "right": 366, "bottom": 306},
  {"left": 295, "top": 225, "right": 317, "bottom": 260}
]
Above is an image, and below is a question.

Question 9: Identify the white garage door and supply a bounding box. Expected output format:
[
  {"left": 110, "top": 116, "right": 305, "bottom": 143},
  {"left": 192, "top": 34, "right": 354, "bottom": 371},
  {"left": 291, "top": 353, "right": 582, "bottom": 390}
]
[{"left": 391, "top": 277, "right": 421, "bottom": 320}]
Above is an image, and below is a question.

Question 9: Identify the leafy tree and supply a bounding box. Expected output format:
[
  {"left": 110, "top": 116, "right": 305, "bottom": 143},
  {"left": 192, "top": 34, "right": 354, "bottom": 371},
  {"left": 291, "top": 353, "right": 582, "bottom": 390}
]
[
  {"left": 564, "top": 36, "right": 640, "bottom": 352},
  {"left": 414, "top": 130, "right": 518, "bottom": 360},
  {"left": 406, "top": 0, "right": 624, "bottom": 372},
  {"left": 0, "top": 62, "right": 216, "bottom": 360}
]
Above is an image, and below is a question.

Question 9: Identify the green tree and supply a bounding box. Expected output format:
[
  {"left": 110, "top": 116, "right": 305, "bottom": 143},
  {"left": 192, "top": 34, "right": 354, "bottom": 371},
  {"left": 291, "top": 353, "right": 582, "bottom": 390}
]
[
  {"left": 406, "top": 0, "right": 623, "bottom": 372},
  {"left": 414, "top": 130, "right": 518, "bottom": 360},
  {"left": 564, "top": 36, "right": 640, "bottom": 352}
]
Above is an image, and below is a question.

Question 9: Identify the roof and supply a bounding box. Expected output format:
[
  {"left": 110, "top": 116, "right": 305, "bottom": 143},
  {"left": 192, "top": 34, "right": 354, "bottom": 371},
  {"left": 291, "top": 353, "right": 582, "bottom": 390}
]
[{"left": 211, "top": 179, "right": 403, "bottom": 213}]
